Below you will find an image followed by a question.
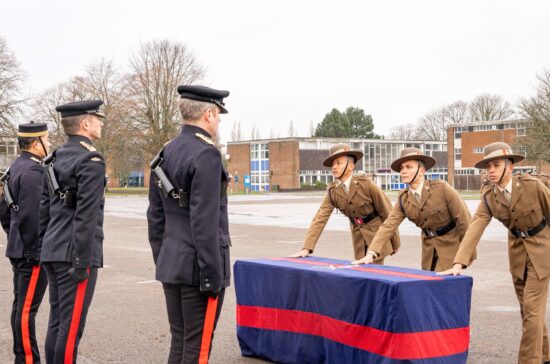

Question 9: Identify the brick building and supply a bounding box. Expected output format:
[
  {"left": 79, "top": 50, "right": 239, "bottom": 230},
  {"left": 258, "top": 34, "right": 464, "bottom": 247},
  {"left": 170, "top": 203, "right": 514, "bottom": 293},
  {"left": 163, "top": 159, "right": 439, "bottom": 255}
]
[
  {"left": 447, "top": 119, "right": 546, "bottom": 190},
  {"left": 227, "top": 138, "right": 448, "bottom": 192}
]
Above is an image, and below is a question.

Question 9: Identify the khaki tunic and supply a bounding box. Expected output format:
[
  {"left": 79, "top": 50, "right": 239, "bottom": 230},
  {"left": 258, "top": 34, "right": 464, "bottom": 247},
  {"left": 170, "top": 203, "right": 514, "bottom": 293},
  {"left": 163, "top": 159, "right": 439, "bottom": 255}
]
[
  {"left": 369, "top": 179, "right": 473, "bottom": 271},
  {"left": 303, "top": 175, "right": 399, "bottom": 260},
  {"left": 455, "top": 175, "right": 550, "bottom": 280},
  {"left": 454, "top": 174, "right": 550, "bottom": 363}
]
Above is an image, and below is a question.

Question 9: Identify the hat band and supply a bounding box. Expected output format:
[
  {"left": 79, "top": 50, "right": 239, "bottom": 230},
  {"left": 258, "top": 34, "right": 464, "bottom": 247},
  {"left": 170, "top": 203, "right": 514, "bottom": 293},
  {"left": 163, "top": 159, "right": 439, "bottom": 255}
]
[
  {"left": 401, "top": 152, "right": 422, "bottom": 158},
  {"left": 17, "top": 131, "right": 48, "bottom": 137},
  {"left": 484, "top": 148, "right": 513, "bottom": 159}
]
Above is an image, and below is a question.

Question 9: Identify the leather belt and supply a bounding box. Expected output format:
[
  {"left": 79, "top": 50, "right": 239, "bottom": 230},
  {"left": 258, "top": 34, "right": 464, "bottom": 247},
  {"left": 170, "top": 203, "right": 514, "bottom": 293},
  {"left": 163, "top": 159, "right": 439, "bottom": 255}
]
[
  {"left": 422, "top": 220, "right": 457, "bottom": 239},
  {"left": 350, "top": 211, "right": 379, "bottom": 226},
  {"left": 510, "top": 219, "right": 547, "bottom": 239}
]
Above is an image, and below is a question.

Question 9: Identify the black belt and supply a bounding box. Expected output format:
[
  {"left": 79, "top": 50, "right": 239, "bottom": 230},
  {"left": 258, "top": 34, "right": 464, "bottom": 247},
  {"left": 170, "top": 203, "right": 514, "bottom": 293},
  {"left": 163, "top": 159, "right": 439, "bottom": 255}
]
[
  {"left": 510, "top": 219, "right": 547, "bottom": 239},
  {"left": 422, "top": 220, "right": 456, "bottom": 239},
  {"left": 350, "top": 211, "right": 379, "bottom": 226}
]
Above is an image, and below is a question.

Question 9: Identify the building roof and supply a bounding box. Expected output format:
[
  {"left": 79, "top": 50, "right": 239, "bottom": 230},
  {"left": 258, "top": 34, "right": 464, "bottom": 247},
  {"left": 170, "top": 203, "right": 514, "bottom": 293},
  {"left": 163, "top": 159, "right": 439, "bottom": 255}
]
[
  {"left": 227, "top": 136, "right": 447, "bottom": 145},
  {"left": 449, "top": 118, "right": 527, "bottom": 128}
]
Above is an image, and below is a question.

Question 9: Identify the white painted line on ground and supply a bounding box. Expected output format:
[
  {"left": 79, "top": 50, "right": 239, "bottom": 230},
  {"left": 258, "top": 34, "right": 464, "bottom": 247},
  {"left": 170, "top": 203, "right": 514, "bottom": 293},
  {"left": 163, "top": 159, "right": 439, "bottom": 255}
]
[
  {"left": 137, "top": 280, "right": 159, "bottom": 284},
  {"left": 230, "top": 235, "right": 248, "bottom": 238},
  {"left": 277, "top": 240, "right": 302, "bottom": 244}
]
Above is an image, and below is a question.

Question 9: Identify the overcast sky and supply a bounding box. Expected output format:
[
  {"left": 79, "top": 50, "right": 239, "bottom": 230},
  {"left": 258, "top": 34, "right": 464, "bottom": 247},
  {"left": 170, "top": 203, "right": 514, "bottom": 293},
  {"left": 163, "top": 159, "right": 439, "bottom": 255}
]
[{"left": 2, "top": 0, "right": 550, "bottom": 143}]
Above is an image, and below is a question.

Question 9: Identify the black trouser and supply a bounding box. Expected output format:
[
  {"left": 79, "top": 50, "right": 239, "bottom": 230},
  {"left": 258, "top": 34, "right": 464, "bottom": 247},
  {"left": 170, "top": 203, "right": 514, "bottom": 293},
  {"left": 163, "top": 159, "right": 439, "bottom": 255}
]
[
  {"left": 42, "top": 262, "right": 97, "bottom": 364},
  {"left": 162, "top": 283, "right": 225, "bottom": 364},
  {"left": 10, "top": 259, "right": 48, "bottom": 364}
]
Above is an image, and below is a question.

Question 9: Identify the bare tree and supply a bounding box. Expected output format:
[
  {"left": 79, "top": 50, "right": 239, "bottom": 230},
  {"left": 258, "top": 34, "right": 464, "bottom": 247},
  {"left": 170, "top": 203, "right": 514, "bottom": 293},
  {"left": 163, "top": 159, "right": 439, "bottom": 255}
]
[
  {"left": 0, "top": 37, "right": 26, "bottom": 136},
  {"left": 309, "top": 121, "right": 316, "bottom": 137},
  {"left": 30, "top": 78, "right": 88, "bottom": 147},
  {"left": 83, "top": 59, "right": 140, "bottom": 181},
  {"left": 415, "top": 100, "right": 471, "bottom": 141},
  {"left": 444, "top": 100, "right": 469, "bottom": 123},
  {"left": 288, "top": 120, "right": 295, "bottom": 137},
  {"left": 128, "top": 40, "right": 205, "bottom": 159},
  {"left": 388, "top": 123, "right": 417, "bottom": 140},
  {"left": 469, "top": 93, "right": 514, "bottom": 121},
  {"left": 416, "top": 108, "right": 448, "bottom": 141},
  {"left": 231, "top": 121, "right": 242, "bottom": 141},
  {"left": 517, "top": 69, "right": 550, "bottom": 163}
]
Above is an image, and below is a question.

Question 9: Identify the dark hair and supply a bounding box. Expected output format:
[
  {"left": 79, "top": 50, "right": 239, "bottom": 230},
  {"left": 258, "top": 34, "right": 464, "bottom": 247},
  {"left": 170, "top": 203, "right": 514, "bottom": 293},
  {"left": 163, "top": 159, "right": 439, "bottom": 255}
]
[
  {"left": 61, "top": 114, "right": 86, "bottom": 135},
  {"left": 18, "top": 136, "right": 40, "bottom": 150}
]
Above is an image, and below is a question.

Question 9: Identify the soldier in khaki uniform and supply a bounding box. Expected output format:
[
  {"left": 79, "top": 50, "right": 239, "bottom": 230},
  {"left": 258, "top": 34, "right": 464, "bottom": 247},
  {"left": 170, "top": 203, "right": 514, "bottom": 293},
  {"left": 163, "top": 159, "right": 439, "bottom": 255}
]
[
  {"left": 440, "top": 142, "right": 550, "bottom": 364},
  {"left": 352, "top": 147, "right": 473, "bottom": 271},
  {"left": 290, "top": 144, "right": 399, "bottom": 262}
]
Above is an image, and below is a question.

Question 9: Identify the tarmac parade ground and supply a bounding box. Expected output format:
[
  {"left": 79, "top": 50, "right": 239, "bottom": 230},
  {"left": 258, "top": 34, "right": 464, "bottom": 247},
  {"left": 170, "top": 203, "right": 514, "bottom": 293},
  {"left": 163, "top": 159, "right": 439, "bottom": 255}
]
[{"left": 0, "top": 192, "right": 546, "bottom": 363}]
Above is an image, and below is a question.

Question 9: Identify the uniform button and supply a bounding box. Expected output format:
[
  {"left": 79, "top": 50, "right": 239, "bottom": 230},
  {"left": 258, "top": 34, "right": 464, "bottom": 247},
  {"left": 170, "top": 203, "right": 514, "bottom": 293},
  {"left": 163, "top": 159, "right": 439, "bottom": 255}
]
[
  {"left": 420, "top": 208, "right": 423, "bottom": 212},
  {"left": 512, "top": 209, "right": 515, "bottom": 212},
  {"left": 532, "top": 209, "right": 535, "bottom": 213},
  {"left": 349, "top": 202, "right": 352, "bottom": 205},
  {"left": 515, "top": 219, "right": 518, "bottom": 222},
  {"left": 205, "top": 283, "right": 211, "bottom": 289},
  {"left": 352, "top": 211, "right": 355, "bottom": 214}
]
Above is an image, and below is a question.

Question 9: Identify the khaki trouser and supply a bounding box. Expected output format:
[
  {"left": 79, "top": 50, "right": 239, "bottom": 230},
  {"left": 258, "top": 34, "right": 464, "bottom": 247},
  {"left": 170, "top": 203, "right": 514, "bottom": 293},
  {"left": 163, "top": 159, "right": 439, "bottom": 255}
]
[{"left": 512, "top": 256, "right": 550, "bottom": 364}]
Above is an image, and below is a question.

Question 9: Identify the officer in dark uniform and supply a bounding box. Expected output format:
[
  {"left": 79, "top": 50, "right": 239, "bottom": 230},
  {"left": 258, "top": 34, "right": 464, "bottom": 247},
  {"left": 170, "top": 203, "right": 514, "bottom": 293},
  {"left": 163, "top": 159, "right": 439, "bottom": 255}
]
[
  {"left": 39, "top": 100, "right": 106, "bottom": 364},
  {"left": 147, "top": 85, "right": 231, "bottom": 364},
  {"left": 0, "top": 122, "right": 50, "bottom": 364}
]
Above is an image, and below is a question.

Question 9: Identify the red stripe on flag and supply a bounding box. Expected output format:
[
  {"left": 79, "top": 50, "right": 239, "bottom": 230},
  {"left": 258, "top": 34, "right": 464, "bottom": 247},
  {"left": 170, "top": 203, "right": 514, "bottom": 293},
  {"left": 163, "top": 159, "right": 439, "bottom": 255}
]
[
  {"left": 199, "top": 296, "right": 219, "bottom": 364},
  {"left": 64, "top": 271, "right": 89, "bottom": 364},
  {"left": 237, "top": 305, "right": 469, "bottom": 360},
  {"left": 22, "top": 265, "right": 41, "bottom": 364},
  {"left": 273, "top": 258, "right": 443, "bottom": 281}
]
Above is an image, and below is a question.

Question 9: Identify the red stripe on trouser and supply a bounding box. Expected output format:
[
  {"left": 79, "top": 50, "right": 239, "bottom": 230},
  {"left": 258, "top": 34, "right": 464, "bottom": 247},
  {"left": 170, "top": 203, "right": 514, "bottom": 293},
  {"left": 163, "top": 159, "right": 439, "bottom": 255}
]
[
  {"left": 198, "top": 296, "right": 219, "bottom": 364},
  {"left": 22, "top": 266, "right": 41, "bottom": 364},
  {"left": 274, "top": 258, "right": 444, "bottom": 281},
  {"left": 237, "top": 305, "right": 469, "bottom": 360},
  {"left": 64, "top": 272, "right": 89, "bottom": 364}
]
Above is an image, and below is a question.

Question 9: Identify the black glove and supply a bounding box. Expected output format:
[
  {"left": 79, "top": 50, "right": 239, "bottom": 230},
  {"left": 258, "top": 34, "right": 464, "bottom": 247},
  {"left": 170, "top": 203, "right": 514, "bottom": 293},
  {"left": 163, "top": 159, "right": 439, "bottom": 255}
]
[
  {"left": 24, "top": 250, "right": 40, "bottom": 266},
  {"left": 200, "top": 277, "right": 221, "bottom": 298},
  {"left": 68, "top": 267, "right": 89, "bottom": 283}
]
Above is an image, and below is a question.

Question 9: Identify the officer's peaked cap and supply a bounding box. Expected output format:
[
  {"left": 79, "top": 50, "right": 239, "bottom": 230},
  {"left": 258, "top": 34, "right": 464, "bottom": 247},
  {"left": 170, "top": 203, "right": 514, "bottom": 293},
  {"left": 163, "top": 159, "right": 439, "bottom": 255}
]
[
  {"left": 56, "top": 100, "right": 105, "bottom": 118},
  {"left": 177, "top": 85, "right": 230, "bottom": 114}
]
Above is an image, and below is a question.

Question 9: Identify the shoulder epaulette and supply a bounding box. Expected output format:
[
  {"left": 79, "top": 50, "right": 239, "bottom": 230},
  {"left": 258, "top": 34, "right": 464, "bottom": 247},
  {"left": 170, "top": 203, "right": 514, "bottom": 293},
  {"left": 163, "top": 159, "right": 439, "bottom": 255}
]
[
  {"left": 80, "top": 141, "right": 96, "bottom": 152},
  {"left": 195, "top": 133, "right": 215, "bottom": 146},
  {"left": 519, "top": 174, "right": 537, "bottom": 182}
]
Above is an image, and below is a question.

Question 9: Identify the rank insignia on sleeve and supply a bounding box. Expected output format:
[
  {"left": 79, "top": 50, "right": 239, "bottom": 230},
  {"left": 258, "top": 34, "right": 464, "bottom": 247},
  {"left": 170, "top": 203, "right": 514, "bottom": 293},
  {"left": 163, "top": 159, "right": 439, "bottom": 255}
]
[
  {"left": 90, "top": 157, "right": 102, "bottom": 162},
  {"left": 195, "top": 133, "right": 215, "bottom": 146},
  {"left": 80, "top": 141, "right": 97, "bottom": 152},
  {"left": 30, "top": 156, "right": 41, "bottom": 164}
]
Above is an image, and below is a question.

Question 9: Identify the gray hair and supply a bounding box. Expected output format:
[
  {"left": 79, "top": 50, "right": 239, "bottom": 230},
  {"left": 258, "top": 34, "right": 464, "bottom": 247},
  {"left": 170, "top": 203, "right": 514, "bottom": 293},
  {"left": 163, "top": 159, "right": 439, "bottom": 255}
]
[
  {"left": 61, "top": 114, "right": 86, "bottom": 135},
  {"left": 179, "top": 99, "right": 218, "bottom": 122}
]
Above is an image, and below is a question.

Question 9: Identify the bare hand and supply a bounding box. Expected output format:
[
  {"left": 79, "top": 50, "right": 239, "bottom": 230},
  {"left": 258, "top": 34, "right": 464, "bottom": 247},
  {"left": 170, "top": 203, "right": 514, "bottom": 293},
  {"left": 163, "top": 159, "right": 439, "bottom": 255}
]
[
  {"left": 289, "top": 248, "right": 311, "bottom": 258},
  {"left": 437, "top": 263, "right": 463, "bottom": 276},
  {"left": 352, "top": 253, "right": 374, "bottom": 265}
]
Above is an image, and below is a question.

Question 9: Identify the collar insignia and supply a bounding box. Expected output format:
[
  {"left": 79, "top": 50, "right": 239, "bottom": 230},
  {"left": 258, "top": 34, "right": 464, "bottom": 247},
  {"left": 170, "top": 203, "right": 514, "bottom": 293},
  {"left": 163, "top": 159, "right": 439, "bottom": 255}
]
[
  {"left": 80, "top": 141, "right": 96, "bottom": 152},
  {"left": 195, "top": 133, "right": 215, "bottom": 146}
]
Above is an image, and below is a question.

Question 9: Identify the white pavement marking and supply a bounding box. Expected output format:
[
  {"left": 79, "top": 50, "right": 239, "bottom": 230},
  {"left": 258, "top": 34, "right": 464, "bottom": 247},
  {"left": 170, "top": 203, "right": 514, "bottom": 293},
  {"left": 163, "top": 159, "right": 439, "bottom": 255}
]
[
  {"left": 230, "top": 235, "right": 248, "bottom": 238},
  {"left": 137, "top": 280, "right": 159, "bottom": 284},
  {"left": 277, "top": 240, "right": 302, "bottom": 244}
]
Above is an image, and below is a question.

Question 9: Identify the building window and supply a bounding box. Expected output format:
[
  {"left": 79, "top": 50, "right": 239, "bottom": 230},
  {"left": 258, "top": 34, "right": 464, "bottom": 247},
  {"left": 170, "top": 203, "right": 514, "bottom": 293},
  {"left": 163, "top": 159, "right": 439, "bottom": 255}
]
[
  {"left": 517, "top": 128, "right": 526, "bottom": 136},
  {"left": 473, "top": 147, "right": 483, "bottom": 153}
]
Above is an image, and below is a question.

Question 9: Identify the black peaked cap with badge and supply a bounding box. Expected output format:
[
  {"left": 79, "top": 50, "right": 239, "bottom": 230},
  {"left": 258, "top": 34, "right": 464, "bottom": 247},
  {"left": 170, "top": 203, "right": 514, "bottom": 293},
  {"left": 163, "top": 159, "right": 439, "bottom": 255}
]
[
  {"left": 17, "top": 121, "right": 48, "bottom": 137},
  {"left": 55, "top": 100, "right": 105, "bottom": 118},
  {"left": 177, "top": 85, "right": 230, "bottom": 114}
]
